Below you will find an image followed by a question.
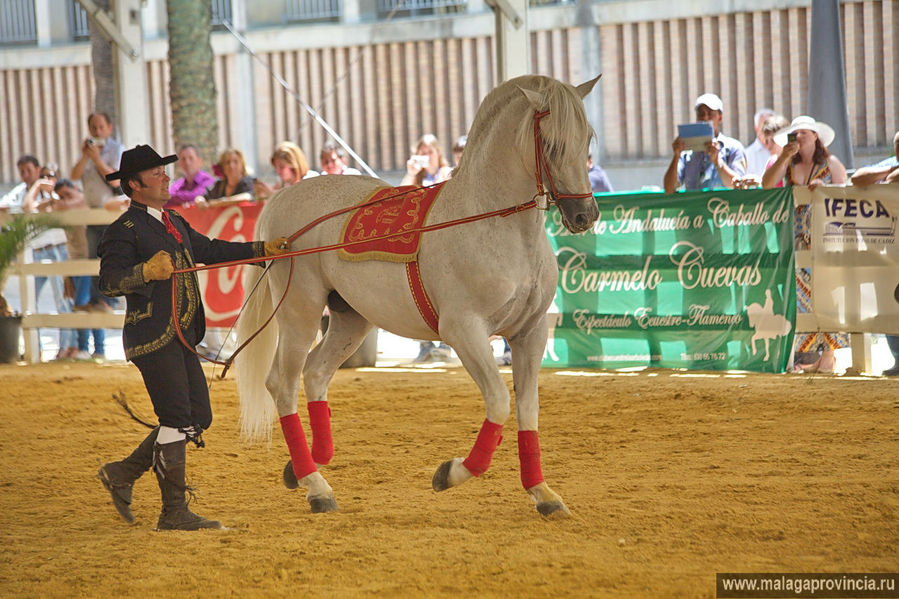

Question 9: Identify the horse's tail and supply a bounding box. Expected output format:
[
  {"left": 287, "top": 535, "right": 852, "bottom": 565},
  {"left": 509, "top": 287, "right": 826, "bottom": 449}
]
[{"left": 235, "top": 263, "right": 279, "bottom": 444}]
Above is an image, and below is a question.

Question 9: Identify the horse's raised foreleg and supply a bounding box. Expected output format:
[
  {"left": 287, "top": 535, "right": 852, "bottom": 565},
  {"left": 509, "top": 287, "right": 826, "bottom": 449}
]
[
  {"left": 266, "top": 310, "right": 338, "bottom": 513},
  {"left": 510, "top": 315, "right": 570, "bottom": 517},
  {"left": 432, "top": 324, "right": 511, "bottom": 492},
  {"left": 303, "top": 303, "right": 374, "bottom": 468}
]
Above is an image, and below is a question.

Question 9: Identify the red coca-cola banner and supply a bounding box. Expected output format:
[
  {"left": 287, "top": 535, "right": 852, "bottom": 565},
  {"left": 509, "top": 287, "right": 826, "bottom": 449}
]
[{"left": 173, "top": 202, "right": 262, "bottom": 327}]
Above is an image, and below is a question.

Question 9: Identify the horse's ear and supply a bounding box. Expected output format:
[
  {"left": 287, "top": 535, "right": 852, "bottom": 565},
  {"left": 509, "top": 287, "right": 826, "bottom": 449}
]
[
  {"left": 575, "top": 74, "right": 602, "bottom": 99},
  {"left": 517, "top": 86, "right": 545, "bottom": 109}
]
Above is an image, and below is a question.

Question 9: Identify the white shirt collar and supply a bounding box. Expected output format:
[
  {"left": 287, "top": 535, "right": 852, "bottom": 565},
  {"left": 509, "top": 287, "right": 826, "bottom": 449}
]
[{"left": 146, "top": 205, "right": 163, "bottom": 223}]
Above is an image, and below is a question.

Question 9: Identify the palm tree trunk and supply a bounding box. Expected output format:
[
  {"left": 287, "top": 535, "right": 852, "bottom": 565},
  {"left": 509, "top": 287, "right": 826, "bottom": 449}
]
[
  {"left": 167, "top": 0, "right": 219, "bottom": 164},
  {"left": 88, "top": 0, "right": 116, "bottom": 124}
]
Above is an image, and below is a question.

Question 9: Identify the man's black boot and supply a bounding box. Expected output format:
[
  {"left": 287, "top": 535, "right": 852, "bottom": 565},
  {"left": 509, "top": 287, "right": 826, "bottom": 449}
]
[
  {"left": 98, "top": 426, "right": 160, "bottom": 524},
  {"left": 154, "top": 439, "right": 222, "bottom": 531}
]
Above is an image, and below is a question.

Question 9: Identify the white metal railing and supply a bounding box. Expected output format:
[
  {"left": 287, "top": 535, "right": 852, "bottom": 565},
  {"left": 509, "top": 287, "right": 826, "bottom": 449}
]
[
  {"left": 7, "top": 209, "right": 123, "bottom": 363},
  {"left": 287, "top": 0, "right": 342, "bottom": 22},
  {"left": 68, "top": 0, "right": 90, "bottom": 41},
  {"left": 376, "top": 0, "right": 467, "bottom": 17},
  {"left": 0, "top": 0, "right": 37, "bottom": 45}
]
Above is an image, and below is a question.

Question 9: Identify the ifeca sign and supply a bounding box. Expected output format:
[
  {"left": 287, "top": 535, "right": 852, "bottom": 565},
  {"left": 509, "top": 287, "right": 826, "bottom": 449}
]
[{"left": 543, "top": 188, "right": 796, "bottom": 372}]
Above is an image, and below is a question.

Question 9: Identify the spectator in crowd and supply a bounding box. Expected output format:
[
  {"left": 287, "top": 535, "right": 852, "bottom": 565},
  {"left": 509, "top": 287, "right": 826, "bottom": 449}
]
[
  {"left": 193, "top": 147, "right": 256, "bottom": 358},
  {"left": 451, "top": 135, "right": 467, "bottom": 170},
  {"left": 195, "top": 148, "right": 255, "bottom": 208},
  {"left": 1, "top": 158, "right": 77, "bottom": 359},
  {"left": 166, "top": 144, "right": 216, "bottom": 209},
  {"left": 850, "top": 130, "right": 899, "bottom": 377},
  {"left": 255, "top": 141, "right": 318, "bottom": 199},
  {"left": 0, "top": 155, "right": 42, "bottom": 213},
  {"left": 400, "top": 134, "right": 454, "bottom": 362},
  {"left": 761, "top": 116, "right": 848, "bottom": 373},
  {"left": 744, "top": 108, "right": 776, "bottom": 177},
  {"left": 69, "top": 112, "right": 127, "bottom": 356},
  {"left": 28, "top": 164, "right": 78, "bottom": 359},
  {"left": 587, "top": 153, "right": 614, "bottom": 193},
  {"left": 401, "top": 134, "right": 453, "bottom": 188},
  {"left": 762, "top": 115, "right": 847, "bottom": 190},
  {"left": 734, "top": 114, "right": 791, "bottom": 189},
  {"left": 319, "top": 141, "right": 361, "bottom": 176},
  {"left": 850, "top": 130, "right": 899, "bottom": 186},
  {"left": 663, "top": 93, "right": 747, "bottom": 194},
  {"left": 95, "top": 144, "right": 290, "bottom": 530},
  {"left": 53, "top": 178, "right": 96, "bottom": 360}
]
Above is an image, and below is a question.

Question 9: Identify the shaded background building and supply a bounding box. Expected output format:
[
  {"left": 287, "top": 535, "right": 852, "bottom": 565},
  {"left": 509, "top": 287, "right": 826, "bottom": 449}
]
[{"left": 0, "top": 0, "right": 895, "bottom": 191}]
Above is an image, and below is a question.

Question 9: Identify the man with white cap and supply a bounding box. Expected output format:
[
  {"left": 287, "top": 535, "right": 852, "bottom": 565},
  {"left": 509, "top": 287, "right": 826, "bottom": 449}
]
[{"left": 664, "top": 93, "right": 747, "bottom": 194}]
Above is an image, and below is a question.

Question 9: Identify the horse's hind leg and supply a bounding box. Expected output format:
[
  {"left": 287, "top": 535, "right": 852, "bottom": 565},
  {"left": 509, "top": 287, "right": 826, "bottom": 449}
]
[
  {"left": 302, "top": 299, "right": 374, "bottom": 468},
  {"left": 267, "top": 305, "right": 338, "bottom": 513},
  {"left": 510, "top": 315, "right": 570, "bottom": 517}
]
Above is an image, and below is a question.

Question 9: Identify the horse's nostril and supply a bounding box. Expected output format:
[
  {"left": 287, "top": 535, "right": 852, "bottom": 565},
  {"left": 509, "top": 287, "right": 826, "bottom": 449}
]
[{"left": 575, "top": 214, "right": 588, "bottom": 229}]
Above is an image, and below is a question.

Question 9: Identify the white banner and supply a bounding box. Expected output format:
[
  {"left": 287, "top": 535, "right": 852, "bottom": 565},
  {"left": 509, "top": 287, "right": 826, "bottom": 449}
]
[{"left": 794, "top": 183, "right": 899, "bottom": 334}]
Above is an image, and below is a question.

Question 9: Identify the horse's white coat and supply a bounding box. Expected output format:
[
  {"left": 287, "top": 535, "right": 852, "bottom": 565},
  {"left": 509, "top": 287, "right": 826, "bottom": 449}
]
[{"left": 235, "top": 74, "right": 600, "bottom": 514}]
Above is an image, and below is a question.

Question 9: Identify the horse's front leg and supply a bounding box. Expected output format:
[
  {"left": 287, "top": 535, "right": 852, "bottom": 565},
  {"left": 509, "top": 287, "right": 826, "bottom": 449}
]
[
  {"left": 432, "top": 323, "right": 511, "bottom": 492},
  {"left": 510, "top": 314, "right": 570, "bottom": 517},
  {"left": 267, "top": 313, "right": 338, "bottom": 513}
]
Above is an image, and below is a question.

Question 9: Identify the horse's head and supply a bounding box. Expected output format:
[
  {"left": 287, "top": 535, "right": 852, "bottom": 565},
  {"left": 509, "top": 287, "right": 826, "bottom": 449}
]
[{"left": 515, "top": 75, "right": 602, "bottom": 234}]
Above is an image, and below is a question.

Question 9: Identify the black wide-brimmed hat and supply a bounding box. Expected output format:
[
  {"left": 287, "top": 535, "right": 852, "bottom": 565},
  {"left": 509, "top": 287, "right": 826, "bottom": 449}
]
[{"left": 106, "top": 144, "right": 177, "bottom": 182}]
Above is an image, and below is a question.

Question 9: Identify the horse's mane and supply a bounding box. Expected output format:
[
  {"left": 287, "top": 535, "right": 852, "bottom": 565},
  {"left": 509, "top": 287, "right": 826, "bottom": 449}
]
[{"left": 457, "top": 75, "right": 593, "bottom": 176}]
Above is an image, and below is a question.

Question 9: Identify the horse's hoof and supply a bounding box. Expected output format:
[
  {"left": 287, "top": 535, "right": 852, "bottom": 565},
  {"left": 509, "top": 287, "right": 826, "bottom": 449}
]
[
  {"left": 432, "top": 460, "right": 454, "bottom": 492},
  {"left": 536, "top": 501, "right": 571, "bottom": 518},
  {"left": 309, "top": 495, "right": 339, "bottom": 513},
  {"left": 283, "top": 460, "right": 298, "bottom": 489}
]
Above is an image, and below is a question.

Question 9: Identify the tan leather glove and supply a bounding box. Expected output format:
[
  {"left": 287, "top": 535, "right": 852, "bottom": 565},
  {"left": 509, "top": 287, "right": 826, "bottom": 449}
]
[
  {"left": 142, "top": 250, "right": 174, "bottom": 281},
  {"left": 264, "top": 237, "right": 291, "bottom": 257}
]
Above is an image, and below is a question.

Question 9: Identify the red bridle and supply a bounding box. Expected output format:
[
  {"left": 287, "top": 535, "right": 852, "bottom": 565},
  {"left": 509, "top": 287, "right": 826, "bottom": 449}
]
[{"left": 531, "top": 109, "right": 593, "bottom": 209}]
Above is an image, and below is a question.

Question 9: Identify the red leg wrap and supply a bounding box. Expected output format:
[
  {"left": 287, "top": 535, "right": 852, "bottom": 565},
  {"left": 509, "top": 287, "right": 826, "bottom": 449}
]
[
  {"left": 518, "top": 430, "right": 544, "bottom": 489},
  {"left": 280, "top": 413, "right": 317, "bottom": 480},
  {"left": 307, "top": 401, "right": 334, "bottom": 465},
  {"left": 462, "top": 419, "right": 504, "bottom": 477}
]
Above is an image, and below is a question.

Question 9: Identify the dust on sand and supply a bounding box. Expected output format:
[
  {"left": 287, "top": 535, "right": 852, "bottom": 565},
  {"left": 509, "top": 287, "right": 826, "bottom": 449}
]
[{"left": 1, "top": 362, "right": 896, "bottom": 598}]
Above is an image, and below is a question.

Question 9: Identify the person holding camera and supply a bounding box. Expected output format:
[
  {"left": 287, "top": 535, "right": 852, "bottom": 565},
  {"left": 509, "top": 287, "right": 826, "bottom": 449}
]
[
  {"left": 69, "top": 112, "right": 127, "bottom": 354},
  {"left": 761, "top": 115, "right": 847, "bottom": 190},
  {"left": 400, "top": 133, "right": 453, "bottom": 188},
  {"left": 663, "top": 93, "right": 747, "bottom": 194},
  {"left": 761, "top": 116, "right": 848, "bottom": 374}
]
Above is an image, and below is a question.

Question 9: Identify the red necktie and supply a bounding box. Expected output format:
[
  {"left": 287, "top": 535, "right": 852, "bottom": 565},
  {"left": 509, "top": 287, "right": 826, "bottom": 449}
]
[{"left": 161, "top": 211, "right": 183, "bottom": 244}]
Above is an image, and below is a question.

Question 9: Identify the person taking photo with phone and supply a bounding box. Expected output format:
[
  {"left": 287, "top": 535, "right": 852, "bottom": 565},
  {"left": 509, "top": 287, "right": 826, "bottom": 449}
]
[
  {"left": 762, "top": 115, "right": 847, "bottom": 190},
  {"left": 400, "top": 133, "right": 453, "bottom": 188}
]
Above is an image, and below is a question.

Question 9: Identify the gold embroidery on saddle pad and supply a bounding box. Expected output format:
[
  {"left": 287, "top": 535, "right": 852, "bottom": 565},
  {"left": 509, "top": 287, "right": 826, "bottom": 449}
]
[{"left": 337, "top": 183, "right": 445, "bottom": 263}]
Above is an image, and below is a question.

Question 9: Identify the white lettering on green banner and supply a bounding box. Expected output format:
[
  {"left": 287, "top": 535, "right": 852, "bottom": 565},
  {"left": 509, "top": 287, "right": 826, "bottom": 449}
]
[{"left": 543, "top": 188, "right": 796, "bottom": 372}]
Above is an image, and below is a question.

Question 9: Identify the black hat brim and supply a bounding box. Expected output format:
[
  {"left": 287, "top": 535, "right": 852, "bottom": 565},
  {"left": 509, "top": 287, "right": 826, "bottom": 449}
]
[{"left": 106, "top": 153, "right": 178, "bottom": 182}]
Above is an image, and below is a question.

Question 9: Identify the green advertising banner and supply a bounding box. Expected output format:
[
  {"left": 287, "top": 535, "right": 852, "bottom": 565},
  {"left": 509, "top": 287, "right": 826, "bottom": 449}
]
[{"left": 543, "top": 188, "right": 796, "bottom": 372}]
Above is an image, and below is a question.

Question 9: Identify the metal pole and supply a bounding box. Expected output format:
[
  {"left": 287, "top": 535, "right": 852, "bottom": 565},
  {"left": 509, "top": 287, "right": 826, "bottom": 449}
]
[
  {"left": 808, "top": 0, "right": 854, "bottom": 168},
  {"left": 221, "top": 20, "right": 379, "bottom": 178}
]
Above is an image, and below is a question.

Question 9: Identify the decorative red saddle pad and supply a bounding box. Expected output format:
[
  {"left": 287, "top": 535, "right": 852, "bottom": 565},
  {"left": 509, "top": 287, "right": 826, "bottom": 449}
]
[{"left": 338, "top": 182, "right": 445, "bottom": 262}]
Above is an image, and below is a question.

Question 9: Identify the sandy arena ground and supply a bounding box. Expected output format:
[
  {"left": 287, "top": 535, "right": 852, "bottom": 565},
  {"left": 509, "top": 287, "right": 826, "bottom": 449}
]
[{"left": 0, "top": 361, "right": 897, "bottom": 598}]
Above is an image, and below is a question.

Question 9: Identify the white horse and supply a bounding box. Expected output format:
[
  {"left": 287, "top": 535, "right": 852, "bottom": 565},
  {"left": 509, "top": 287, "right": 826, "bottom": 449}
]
[{"left": 235, "top": 74, "right": 600, "bottom": 517}]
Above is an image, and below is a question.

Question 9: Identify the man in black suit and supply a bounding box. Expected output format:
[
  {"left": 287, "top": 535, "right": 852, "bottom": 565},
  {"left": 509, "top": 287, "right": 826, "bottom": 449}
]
[{"left": 96, "top": 145, "right": 289, "bottom": 530}]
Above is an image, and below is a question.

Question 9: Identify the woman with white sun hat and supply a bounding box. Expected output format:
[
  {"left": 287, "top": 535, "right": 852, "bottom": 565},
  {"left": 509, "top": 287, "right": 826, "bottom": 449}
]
[
  {"left": 762, "top": 115, "right": 847, "bottom": 190},
  {"left": 762, "top": 115, "right": 849, "bottom": 374}
]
